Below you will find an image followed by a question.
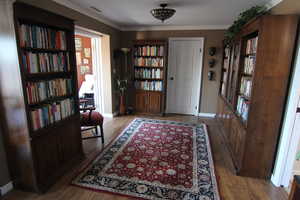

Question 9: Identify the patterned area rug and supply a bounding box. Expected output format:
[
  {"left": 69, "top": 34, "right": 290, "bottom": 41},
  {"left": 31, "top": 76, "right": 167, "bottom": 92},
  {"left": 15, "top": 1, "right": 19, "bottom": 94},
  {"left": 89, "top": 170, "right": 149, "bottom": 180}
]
[{"left": 72, "top": 118, "right": 220, "bottom": 200}]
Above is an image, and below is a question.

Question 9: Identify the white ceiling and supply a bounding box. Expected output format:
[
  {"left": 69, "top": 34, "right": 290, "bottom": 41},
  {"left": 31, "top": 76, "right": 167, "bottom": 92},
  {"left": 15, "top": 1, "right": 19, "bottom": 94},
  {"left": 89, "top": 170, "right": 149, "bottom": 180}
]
[{"left": 56, "top": 0, "right": 281, "bottom": 30}]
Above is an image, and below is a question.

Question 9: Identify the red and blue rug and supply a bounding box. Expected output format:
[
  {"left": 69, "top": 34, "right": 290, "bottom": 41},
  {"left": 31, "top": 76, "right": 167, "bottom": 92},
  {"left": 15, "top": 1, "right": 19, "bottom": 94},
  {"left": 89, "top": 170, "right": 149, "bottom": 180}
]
[{"left": 72, "top": 118, "right": 220, "bottom": 200}]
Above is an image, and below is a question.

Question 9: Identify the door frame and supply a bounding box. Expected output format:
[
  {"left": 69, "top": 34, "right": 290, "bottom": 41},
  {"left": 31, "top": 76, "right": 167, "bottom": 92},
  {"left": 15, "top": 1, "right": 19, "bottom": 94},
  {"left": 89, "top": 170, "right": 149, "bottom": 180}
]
[
  {"left": 271, "top": 29, "right": 300, "bottom": 187},
  {"left": 75, "top": 26, "right": 104, "bottom": 114},
  {"left": 166, "top": 37, "right": 204, "bottom": 116}
]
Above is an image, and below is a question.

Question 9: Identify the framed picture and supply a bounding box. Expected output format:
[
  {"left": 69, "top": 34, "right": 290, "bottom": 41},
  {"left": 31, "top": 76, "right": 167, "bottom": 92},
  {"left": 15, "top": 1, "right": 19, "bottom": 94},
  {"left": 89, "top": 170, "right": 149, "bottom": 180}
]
[{"left": 75, "top": 38, "right": 82, "bottom": 51}]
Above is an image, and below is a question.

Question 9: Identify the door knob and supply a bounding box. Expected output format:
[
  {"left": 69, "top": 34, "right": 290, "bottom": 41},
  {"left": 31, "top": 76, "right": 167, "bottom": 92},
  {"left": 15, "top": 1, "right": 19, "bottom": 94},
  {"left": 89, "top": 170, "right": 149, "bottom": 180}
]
[{"left": 170, "top": 77, "right": 174, "bottom": 80}]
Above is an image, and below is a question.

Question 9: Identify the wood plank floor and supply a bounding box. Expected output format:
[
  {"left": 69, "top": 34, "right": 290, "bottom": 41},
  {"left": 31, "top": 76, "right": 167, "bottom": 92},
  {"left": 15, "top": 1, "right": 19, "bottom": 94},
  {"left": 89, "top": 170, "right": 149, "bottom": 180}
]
[{"left": 3, "top": 114, "right": 288, "bottom": 200}]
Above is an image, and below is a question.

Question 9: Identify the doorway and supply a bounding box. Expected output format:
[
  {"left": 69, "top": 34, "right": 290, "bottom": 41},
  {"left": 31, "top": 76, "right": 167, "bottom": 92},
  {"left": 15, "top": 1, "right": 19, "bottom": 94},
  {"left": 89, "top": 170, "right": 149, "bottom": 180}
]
[
  {"left": 166, "top": 38, "right": 204, "bottom": 116},
  {"left": 75, "top": 27, "right": 103, "bottom": 114}
]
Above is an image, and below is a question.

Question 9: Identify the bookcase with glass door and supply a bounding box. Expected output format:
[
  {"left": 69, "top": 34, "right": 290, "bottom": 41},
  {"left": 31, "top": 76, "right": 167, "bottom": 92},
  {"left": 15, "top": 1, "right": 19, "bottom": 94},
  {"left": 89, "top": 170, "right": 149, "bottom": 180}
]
[
  {"left": 5, "top": 2, "right": 83, "bottom": 192},
  {"left": 216, "top": 15, "right": 299, "bottom": 179},
  {"left": 133, "top": 40, "right": 167, "bottom": 114}
]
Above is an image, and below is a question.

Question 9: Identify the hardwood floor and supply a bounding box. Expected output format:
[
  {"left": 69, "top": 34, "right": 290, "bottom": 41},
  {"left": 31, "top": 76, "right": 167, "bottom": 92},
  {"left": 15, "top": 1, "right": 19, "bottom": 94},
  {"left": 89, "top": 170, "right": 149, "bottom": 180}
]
[{"left": 3, "top": 114, "right": 288, "bottom": 200}]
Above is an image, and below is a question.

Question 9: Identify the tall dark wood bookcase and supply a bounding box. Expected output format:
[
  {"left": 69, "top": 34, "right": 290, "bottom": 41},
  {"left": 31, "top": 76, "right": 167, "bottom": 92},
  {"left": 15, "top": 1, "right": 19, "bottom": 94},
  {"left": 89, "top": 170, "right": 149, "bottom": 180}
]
[
  {"left": 216, "top": 15, "right": 299, "bottom": 179},
  {"left": 133, "top": 40, "right": 168, "bottom": 114},
  {"left": 6, "top": 3, "right": 84, "bottom": 192}
]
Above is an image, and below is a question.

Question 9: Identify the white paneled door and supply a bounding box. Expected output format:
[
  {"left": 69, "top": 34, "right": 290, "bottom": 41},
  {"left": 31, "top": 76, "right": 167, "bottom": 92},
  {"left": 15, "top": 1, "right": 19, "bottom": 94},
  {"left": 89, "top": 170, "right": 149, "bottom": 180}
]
[{"left": 166, "top": 38, "right": 204, "bottom": 115}]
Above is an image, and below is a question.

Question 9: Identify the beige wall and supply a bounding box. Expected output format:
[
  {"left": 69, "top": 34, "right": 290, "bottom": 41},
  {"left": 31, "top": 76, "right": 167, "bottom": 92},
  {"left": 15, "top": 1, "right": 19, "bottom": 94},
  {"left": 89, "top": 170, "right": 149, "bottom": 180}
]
[
  {"left": 17, "top": 0, "right": 122, "bottom": 114},
  {"left": 121, "top": 30, "right": 225, "bottom": 113}
]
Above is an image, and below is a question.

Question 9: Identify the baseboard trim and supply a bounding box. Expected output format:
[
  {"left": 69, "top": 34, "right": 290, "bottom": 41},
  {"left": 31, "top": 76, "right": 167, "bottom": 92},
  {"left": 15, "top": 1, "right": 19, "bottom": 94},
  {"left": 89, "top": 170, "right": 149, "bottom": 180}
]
[
  {"left": 0, "top": 181, "right": 13, "bottom": 196},
  {"left": 198, "top": 113, "right": 216, "bottom": 118}
]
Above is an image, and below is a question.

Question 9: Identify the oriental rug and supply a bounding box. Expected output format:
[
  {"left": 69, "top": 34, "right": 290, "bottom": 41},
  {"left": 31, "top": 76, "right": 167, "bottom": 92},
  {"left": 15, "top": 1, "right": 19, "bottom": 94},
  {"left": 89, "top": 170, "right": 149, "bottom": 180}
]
[{"left": 72, "top": 118, "right": 220, "bottom": 200}]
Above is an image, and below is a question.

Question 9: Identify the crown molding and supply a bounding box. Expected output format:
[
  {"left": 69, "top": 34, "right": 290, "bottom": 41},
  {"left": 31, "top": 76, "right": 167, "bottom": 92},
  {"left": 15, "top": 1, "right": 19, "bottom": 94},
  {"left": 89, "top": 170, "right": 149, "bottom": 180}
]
[
  {"left": 120, "top": 25, "right": 229, "bottom": 31},
  {"left": 265, "top": 0, "right": 283, "bottom": 9},
  {"left": 52, "top": 0, "right": 122, "bottom": 30}
]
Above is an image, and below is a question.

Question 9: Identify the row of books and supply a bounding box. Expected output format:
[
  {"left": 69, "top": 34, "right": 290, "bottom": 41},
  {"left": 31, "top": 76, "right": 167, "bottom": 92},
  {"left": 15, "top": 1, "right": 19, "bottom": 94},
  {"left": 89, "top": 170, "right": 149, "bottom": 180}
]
[
  {"left": 246, "top": 37, "right": 258, "bottom": 55},
  {"left": 134, "top": 57, "right": 164, "bottom": 67},
  {"left": 30, "top": 98, "right": 75, "bottom": 131},
  {"left": 26, "top": 79, "right": 72, "bottom": 104},
  {"left": 236, "top": 96, "right": 250, "bottom": 121},
  {"left": 224, "top": 47, "right": 231, "bottom": 58},
  {"left": 19, "top": 24, "right": 67, "bottom": 50},
  {"left": 134, "top": 81, "right": 163, "bottom": 91},
  {"left": 22, "top": 52, "right": 70, "bottom": 73},
  {"left": 244, "top": 56, "right": 256, "bottom": 75},
  {"left": 240, "top": 77, "right": 252, "bottom": 98},
  {"left": 134, "top": 68, "right": 163, "bottom": 79},
  {"left": 134, "top": 46, "right": 164, "bottom": 57}
]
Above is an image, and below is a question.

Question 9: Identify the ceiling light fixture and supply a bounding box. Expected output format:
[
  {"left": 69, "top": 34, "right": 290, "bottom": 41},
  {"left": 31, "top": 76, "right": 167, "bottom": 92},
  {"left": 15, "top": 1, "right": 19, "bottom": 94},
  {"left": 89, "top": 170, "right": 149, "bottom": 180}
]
[{"left": 151, "top": 3, "right": 176, "bottom": 22}]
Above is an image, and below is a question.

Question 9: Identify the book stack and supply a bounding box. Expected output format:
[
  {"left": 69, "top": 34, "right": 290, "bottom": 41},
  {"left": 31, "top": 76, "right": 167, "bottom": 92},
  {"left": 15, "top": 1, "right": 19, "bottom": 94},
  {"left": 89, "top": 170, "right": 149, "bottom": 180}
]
[
  {"left": 135, "top": 68, "right": 163, "bottom": 79},
  {"left": 26, "top": 79, "right": 72, "bottom": 104},
  {"left": 236, "top": 96, "right": 250, "bottom": 121},
  {"left": 134, "top": 57, "right": 164, "bottom": 67},
  {"left": 134, "top": 81, "right": 163, "bottom": 91},
  {"left": 244, "top": 56, "right": 255, "bottom": 75},
  {"left": 246, "top": 37, "right": 258, "bottom": 55},
  {"left": 224, "top": 47, "right": 231, "bottom": 58},
  {"left": 22, "top": 52, "right": 70, "bottom": 73},
  {"left": 19, "top": 24, "right": 67, "bottom": 50},
  {"left": 240, "top": 77, "right": 252, "bottom": 98},
  {"left": 30, "top": 98, "right": 74, "bottom": 130},
  {"left": 134, "top": 45, "right": 164, "bottom": 56}
]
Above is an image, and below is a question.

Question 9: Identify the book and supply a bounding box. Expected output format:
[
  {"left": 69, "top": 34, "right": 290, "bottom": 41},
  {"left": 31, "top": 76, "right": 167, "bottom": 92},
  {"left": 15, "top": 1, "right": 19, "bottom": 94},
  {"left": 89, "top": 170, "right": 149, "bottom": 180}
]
[
  {"left": 240, "top": 77, "right": 252, "bottom": 98},
  {"left": 22, "top": 52, "right": 70, "bottom": 73},
  {"left": 244, "top": 56, "right": 256, "bottom": 75},
  {"left": 134, "top": 57, "right": 164, "bottom": 67},
  {"left": 134, "top": 68, "right": 163, "bottom": 79},
  {"left": 134, "top": 81, "right": 163, "bottom": 91},
  {"left": 236, "top": 95, "right": 250, "bottom": 122},
  {"left": 26, "top": 79, "right": 72, "bottom": 104},
  {"left": 30, "top": 98, "right": 75, "bottom": 131},
  {"left": 134, "top": 45, "right": 164, "bottom": 57},
  {"left": 19, "top": 24, "right": 67, "bottom": 50},
  {"left": 246, "top": 37, "right": 258, "bottom": 55}
]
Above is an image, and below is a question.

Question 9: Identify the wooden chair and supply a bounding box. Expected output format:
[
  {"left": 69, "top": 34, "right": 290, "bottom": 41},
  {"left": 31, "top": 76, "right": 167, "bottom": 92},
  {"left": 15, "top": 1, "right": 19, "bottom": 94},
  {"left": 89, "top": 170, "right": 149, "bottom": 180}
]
[{"left": 80, "top": 106, "right": 104, "bottom": 143}]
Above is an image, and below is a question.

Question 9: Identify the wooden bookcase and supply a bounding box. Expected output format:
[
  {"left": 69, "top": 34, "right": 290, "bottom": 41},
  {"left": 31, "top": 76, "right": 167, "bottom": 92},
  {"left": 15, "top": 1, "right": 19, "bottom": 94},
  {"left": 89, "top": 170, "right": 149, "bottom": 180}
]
[
  {"left": 6, "top": 3, "right": 84, "bottom": 192},
  {"left": 216, "top": 15, "right": 299, "bottom": 179},
  {"left": 133, "top": 40, "right": 167, "bottom": 114}
]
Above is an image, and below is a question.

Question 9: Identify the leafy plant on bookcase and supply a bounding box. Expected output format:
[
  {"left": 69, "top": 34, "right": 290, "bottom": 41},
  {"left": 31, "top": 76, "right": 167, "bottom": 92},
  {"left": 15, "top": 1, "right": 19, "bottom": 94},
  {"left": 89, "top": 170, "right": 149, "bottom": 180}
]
[
  {"left": 133, "top": 40, "right": 167, "bottom": 114},
  {"left": 235, "top": 33, "right": 258, "bottom": 125},
  {"left": 17, "top": 22, "right": 79, "bottom": 135}
]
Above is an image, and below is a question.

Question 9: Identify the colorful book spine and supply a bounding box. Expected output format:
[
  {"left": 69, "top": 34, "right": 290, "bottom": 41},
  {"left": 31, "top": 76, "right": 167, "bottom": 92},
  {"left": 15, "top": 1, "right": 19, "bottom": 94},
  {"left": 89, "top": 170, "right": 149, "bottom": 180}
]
[
  {"left": 134, "top": 45, "right": 164, "bottom": 57},
  {"left": 22, "top": 52, "right": 70, "bottom": 73},
  {"left": 240, "top": 77, "right": 252, "bottom": 98},
  {"left": 134, "top": 57, "right": 164, "bottom": 67},
  {"left": 26, "top": 79, "right": 72, "bottom": 104},
  {"left": 236, "top": 95, "right": 250, "bottom": 121},
  {"left": 19, "top": 24, "right": 67, "bottom": 50},
  {"left": 134, "top": 68, "right": 163, "bottom": 79},
  {"left": 245, "top": 37, "right": 258, "bottom": 55},
  {"left": 244, "top": 56, "right": 256, "bottom": 75},
  {"left": 30, "top": 98, "right": 75, "bottom": 131},
  {"left": 134, "top": 81, "right": 163, "bottom": 91}
]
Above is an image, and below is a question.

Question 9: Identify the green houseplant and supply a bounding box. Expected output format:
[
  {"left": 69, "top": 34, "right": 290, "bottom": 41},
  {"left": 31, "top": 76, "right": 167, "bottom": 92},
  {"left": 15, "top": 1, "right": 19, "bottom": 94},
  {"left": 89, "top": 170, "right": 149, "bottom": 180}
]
[{"left": 224, "top": 5, "right": 268, "bottom": 45}]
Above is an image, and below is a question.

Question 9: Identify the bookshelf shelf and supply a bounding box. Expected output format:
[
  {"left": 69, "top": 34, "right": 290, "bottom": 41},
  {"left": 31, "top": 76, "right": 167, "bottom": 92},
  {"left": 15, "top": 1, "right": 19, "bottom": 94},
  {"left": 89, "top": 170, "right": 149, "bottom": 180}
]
[
  {"left": 31, "top": 114, "right": 78, "bottom": 138},
  {"left": 216, "top": 15, "right": 298, "bottom": 179},
  {"left": 28, "top": 94, "right": 74, "bottom": 107},
  {"left": 133, "top": 40, "right": 167, "bottom": 114},
  {"left": 25, "top": 72, "right": 72, "bottom": 80},
  {"left": 134, "top": 66, "right": 164, "bottom": 68},
  {"left": 21, "top": 47, "right": 69, "bottom": 53},
  {"left": 8, "top": 2, "right": 83, "bottom": 192}
]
